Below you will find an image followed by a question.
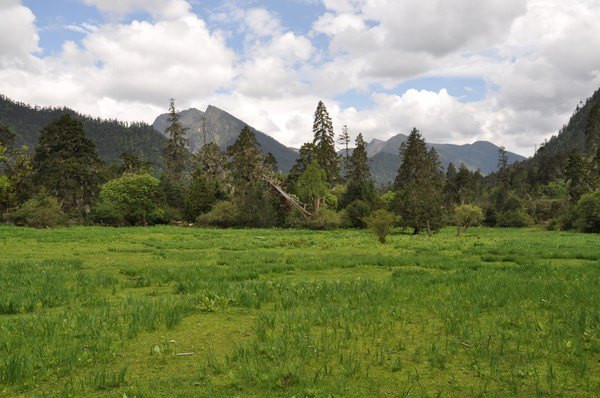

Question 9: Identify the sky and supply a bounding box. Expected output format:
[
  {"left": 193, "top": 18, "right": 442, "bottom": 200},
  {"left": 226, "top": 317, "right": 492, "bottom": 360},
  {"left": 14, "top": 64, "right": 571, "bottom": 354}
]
[{"left": 1, "top": 0, "right": 600, "bottom": 156}]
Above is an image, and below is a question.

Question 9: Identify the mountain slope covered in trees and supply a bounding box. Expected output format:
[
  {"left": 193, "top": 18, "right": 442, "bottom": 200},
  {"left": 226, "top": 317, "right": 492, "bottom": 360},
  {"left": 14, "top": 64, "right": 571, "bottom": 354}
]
[{"left": 0, "top": 95, "right": 166, "bottom": 168}]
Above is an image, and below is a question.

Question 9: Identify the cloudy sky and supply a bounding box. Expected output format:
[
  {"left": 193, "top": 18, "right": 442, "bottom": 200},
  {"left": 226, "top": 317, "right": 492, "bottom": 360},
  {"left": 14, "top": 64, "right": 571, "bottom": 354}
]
[{"left": 1, "top": 0, "right": 599, "bottom": 156}]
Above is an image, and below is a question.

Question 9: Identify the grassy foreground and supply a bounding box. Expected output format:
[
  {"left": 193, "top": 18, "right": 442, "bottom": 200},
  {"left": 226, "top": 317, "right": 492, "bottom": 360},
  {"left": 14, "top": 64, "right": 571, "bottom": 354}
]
[{"left": 0, "top": 226, "right": 598, "bottom": 397}]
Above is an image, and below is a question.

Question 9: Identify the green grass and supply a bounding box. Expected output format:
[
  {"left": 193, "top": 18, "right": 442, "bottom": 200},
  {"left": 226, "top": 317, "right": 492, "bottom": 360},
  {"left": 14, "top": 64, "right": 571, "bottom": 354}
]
[{"left": 0, "top": 226, "right": 598, "bottom": 397}]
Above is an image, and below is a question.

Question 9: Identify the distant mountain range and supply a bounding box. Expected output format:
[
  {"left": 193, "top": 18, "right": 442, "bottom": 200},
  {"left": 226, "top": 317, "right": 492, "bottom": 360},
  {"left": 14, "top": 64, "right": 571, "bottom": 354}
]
[{"left": 155, "top": 105, "right": 525, "bottom": 185}]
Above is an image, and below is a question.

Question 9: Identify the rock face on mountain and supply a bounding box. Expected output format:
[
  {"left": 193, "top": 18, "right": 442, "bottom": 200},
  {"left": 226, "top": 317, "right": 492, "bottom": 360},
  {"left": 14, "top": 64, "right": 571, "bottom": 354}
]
[
  {"left": 366, "top": 133, "right": 526, "bottom": 185},
  {"left": 153, "top": 105, "right": 299, "bottom": 172}
]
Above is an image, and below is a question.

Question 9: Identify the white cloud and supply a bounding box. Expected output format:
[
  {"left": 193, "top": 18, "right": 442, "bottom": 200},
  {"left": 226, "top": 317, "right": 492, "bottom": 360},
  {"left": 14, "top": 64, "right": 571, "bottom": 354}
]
[{"left": 0, "top": 0, "right": 39, "bottom": 65}]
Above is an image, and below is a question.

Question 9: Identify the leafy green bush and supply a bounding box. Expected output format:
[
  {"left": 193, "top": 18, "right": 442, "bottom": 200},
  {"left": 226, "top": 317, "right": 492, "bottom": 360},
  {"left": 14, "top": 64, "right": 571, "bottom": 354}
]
[
  {"left": 496, "top": 210, "right": 534, "bottom": 227},
  {"left": 196, "top": 201, "right": 239, "bottom": 228},
  {"left": 575, "top": 191, "right": 600, "bottom": 233},
  {"left": 344, "top": 199, "right": 371, "bottom": 228},
  {"left": 4, "top": 192, "right": 67, "bottom": 228},
  {"left": 365, "top": 209, "right": 397, "bottom": 243},
  {"left": 454, "top": 204, "right": 483, "bottom": 235},
  {"left": 303, "top": 208, "right": 341, "bottom": 230},
  {"left": 94, "top": 173, "right": 163, "bottom": 226}
]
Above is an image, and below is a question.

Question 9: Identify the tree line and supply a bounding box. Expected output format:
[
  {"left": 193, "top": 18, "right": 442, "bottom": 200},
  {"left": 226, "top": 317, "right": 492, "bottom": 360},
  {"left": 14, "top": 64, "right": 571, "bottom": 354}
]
[{"left": 0, "top": 98, "right": 598, "bottom": 235}]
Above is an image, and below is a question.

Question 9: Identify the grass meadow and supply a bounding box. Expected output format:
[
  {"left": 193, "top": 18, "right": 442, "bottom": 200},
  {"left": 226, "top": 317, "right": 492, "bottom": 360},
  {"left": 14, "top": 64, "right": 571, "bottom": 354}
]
[{"left": 0, "top": 226, "right": 598, "bottom": 397}]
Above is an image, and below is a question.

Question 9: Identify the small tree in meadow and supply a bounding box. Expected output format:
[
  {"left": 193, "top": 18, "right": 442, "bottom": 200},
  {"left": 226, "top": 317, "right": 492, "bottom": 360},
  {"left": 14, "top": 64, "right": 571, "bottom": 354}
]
[
  {"left": 454, "top": 203, "right": 483, "bottom": 236},
  {"left": 365, "top": 209, "right": 397, "bottom": 244}
]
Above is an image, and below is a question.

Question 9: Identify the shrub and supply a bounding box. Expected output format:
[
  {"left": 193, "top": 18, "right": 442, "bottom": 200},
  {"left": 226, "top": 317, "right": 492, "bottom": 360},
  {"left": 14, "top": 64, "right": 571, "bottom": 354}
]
[
  {"left": 365, "top": 209, "right": 397, "bottom": 243},
  {"left": 575, "top": 191, "right": 600, "bottom": 233},
  {"left": 94, "top": 174, "right": 163, "bottom": 226},
  {"left": 344, "top": 199, "right": 371, "bottom": 228},
  {"left": 454, "top": 204, "right": 483, "bottom": 235},
  {"left": 196, "top": 201, "right": 239, "bottom": 228},
  {"left": 496, "top": 210, "right": 534, "bottom": 227},
  {"left": 304, "top": 208, "right": 341, "bottom": 230},
  {"left": 4, "top": 192, "right": 67, "bottom": 228}
]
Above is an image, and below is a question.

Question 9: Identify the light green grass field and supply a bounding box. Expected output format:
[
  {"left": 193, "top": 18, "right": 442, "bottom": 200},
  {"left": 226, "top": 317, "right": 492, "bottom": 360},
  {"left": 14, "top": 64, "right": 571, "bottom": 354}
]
[{"left": 0, "top": 226, "right": 598, "bottom": 397}]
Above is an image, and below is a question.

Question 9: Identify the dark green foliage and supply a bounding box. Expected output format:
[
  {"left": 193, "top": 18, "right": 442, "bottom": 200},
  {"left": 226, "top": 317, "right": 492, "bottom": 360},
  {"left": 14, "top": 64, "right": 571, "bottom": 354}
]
[
  {"left": 303, "top": 208, "right": 341, "bottom": 230},
  {"left": 263, "top": 152, "right": 278, "bottom": 174},
  {"left": 95, "top": 174, "right": 163, "bottom": 226},
  {"left": 196, "top": 201, "right": 239, "bottom": 227},
  {"left": 4, "top": 191, "right": 67, "bottom": 228},
  {"left": 227, "top": 126, "right": 277, "bottom": 227},
  {"left": 312, "top": 101, "right": 339, "bottom": 184},
  {"left": 0, "top": 124, "right": 15, "bottom": 148},
  {"left": 159, "top": 174, "right": 185, "bottom": 212},
  {"left": 565, "top": 152, "right": 591, "bottom": 203},
  {"left": 118, "top": 152, "right": 153, "bottom": 175},
  {"left": 365, "top": 209, "right": 397, "bottom": 243},
  {"left": 496, "top": 210, "right": 534, "bottom": 227},
  {"left": 163, "top": 99, "right": 190, "bottom": 183},
  {"left": 32, "top": 115, "right": 102, "bottom": 214},
  {"left": 286, "top": 142, "right": 315, "bottom": 190},
  {"left": 393, "top": 128, "right": 445, "bottom": 234},
  {"left": 575, "top": 191, "right": 600, "bottom": 233},
  {"left": 341, "top": 133, "right": 376, "bottom": 208},
  {"left": 344, "top": 199, "right": 371, "bottom": 228},
  {"left": 0, "top": 95, "right": 165, "bottom": 169},
  {"left": 184, "top": 169, "right": 219, "bottom": 222},
  {"left": 585, "top": 104, "right": 600, "bottom": 155}
]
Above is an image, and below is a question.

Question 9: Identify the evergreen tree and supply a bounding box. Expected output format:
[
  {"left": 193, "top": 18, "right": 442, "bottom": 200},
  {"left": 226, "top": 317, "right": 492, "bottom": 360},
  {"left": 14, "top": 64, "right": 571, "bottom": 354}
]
[
  {"left": 164, "top": 98, "right": 189, "bottom": 183},
  {"left": 119, "top": 152, "right": 152, "bottom": 175},
  {"left": 585, "top": 104, "right": 600, "bottom": 155},
  {"left": 184, "top": 168, "right": 219, "bottom": 222},
  {"left": 194, "top": 142, "right": 228, "bottom": 191},
  {"left": 0, "top": 124, "right": 15, "bottom": 148},
  {"left": 227, "top": 126, "right": 276, "bottom": 226},
  {"left": 341, "top": 133, "right": 376, "bottom": 207},
  {"left": 263, "top": 152, "right": 278, "bottom": 175},
  {"left": 565, "top": 152, "right": 589, "bottom": 204},
  {"left": 444, "top": 162, "right": 459, "bottom": 206},
  {"left": 456, "top": 163, "right": 475, "bottom": 203},
  {"left": 393, "top": 128, "right": 445, "bottom": 234},
  {"left": 285, "top": 142, "right": 315, "bottom": 190},
  {"left": 337, "top": 125, "right": 351, "bottom": 177},
  {"left": 312, "top": 101, "right": 339, "bottom": 184},
  {"left": 32, "top": 114, "right": 101, "bottom": 213}
]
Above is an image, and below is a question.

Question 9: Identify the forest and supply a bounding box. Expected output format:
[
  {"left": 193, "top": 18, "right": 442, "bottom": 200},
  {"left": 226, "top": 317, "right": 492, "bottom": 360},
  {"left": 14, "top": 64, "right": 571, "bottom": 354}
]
[{"left": 0, "top": 95, "right": 599, "bottom": 235}]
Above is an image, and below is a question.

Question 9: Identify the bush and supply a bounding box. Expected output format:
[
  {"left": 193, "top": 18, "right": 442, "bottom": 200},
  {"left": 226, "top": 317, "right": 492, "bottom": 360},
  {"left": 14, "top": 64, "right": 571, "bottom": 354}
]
[
  {"left": 196, "top": 201, "right": 239, "bottom": 228},
  {"left": 344, "top": 200, "right": 371, "bottom": 228},
  {"left": 94, "top": 174, "right": 163, "bottom": 226},
  {"left": 496, "top": 210, "right": 534, "bottom": 227},
  {"left": 575, "top": 191, "right": 600, "bottom": 233},
  {"left": 454, "top": 204, "right": 483, "bottom": 235},
  {"left": 365, "top": 209, "right": 397, "bottom": 243},
  {"left": 304, "top": 208, "right": 341, "bottom": 230},
  {"left": 4, "top": 192, "right": 67, "bottom": 228}
]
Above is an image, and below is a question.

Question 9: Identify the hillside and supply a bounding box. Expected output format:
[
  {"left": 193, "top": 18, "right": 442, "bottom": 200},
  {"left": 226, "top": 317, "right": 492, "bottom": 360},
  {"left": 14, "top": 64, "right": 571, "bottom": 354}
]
[
  {"left": 153, "top": 106, "right": 299, "bottom": 172},
  {"left": 0, "top": 95, "right": 166, "bottom": 168}
]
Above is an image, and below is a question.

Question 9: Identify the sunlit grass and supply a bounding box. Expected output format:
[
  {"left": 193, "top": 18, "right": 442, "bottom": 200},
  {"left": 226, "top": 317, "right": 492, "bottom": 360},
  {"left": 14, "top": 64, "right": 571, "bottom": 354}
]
[{"left": 0, "top": 226, "right": 598, "bottom": 397}]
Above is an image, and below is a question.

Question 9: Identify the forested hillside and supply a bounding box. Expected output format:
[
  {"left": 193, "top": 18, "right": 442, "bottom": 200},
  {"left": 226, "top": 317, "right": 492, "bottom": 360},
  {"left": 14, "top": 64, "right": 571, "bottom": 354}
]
[{"left": 0, "top": 95, "right": 165, "bottom": 168}]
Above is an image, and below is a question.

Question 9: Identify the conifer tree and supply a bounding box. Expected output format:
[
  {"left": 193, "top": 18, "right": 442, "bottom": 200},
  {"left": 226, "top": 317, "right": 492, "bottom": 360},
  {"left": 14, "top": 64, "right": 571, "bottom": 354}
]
[
  {"left": 285, "top": 142, "right": 315, "bottom": 190},
  {"left": 393, "top": 128, "right": 444, "bottom": 234},
  {"left": 312, "top": 101, "right": 339, "bottom": 184},
  {"left": 341, "top": 133, "right": 376, "bottom": 207},
  {"left": 164, "top": 98, "right": 189, "bottom": 183},
  {"left": 227, "top": 126, "right": 276, "bottom": 226},
  {"left": 32, "top": 114, "right": 101, "bottom": 213},
  {"left": 337, "top": 125, "right": 351, "bottom": 176}
]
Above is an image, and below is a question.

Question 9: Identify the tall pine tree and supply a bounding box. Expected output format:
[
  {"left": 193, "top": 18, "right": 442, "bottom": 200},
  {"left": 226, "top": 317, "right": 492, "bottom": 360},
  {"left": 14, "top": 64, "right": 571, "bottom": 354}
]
[
  {"left": 312, "top": 101, "right": 339, "bottom": 184},
  {"left": 337, "top": 125, "right": 351, "bottom": 178},
  {"left": 164, "top": 98, "right": 189, "bottom": 183},
  {"left": 341, "top": 133, "right": 376, "bottom": 207},
  {"left": 393, "top": 128, "right": 444, "bottom": 234},
  {"left": 32, "top": 114, "right": 101, "bottom": 214}
]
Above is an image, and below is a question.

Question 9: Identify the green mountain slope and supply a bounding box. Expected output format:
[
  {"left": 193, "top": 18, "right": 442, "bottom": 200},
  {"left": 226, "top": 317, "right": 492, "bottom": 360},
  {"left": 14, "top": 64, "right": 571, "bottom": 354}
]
[{"left": 0, "top": 95, "right": 166, "bottom": 168}]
